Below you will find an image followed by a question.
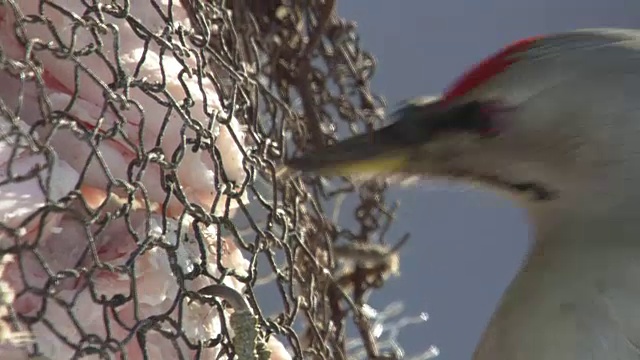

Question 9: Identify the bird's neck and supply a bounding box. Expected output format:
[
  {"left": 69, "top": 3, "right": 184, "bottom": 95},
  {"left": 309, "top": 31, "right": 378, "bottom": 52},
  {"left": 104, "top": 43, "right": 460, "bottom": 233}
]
[
  {"left": 527, "top": 171, "right": 640, "bottom": 234},
  {"left": 523, "top": 205, "right": 640, "bottom": 315},
  {"left": 527, "top": 211, "right": 640, "bottom": 285},
  {"left": 475, "top": 207, "right": 640, "bottom": 359}
]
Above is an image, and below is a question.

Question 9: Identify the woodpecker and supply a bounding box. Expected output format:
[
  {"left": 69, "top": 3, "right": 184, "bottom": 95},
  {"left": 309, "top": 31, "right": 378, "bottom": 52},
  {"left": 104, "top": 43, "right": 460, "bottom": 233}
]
[{"left": 283, "top": 28, "right": 640, "bottom": 359}]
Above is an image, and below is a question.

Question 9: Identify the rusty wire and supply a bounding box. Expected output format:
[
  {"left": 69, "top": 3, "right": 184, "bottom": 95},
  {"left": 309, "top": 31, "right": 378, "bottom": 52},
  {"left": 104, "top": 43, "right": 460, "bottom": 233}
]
[{"left": 0, "top": 0, "right": 429, "bottom": 359}]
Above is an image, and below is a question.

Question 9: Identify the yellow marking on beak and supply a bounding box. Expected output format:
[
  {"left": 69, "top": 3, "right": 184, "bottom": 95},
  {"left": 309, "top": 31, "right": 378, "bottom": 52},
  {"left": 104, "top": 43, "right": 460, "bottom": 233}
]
[{"left": 322, "top": 152, "right": 411, "bottom": 177}]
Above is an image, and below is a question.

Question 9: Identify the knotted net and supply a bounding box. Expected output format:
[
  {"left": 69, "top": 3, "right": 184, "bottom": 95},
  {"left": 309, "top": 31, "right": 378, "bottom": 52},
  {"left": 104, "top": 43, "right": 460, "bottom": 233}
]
[{"left": 0, "top": 1, "right": 435, "bottom": 359}]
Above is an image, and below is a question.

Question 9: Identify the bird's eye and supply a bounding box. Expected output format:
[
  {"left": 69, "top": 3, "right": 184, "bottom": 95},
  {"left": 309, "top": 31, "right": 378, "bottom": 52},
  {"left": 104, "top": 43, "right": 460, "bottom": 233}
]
[
  {"left": 431, "top": 100, "right": 500, "bottom": 137},
  {"left": 477, "top": 102, "right": 503, "bottom": 137},
  {"left": 377, "top": 100, "right": 501, "bottom": 146}
]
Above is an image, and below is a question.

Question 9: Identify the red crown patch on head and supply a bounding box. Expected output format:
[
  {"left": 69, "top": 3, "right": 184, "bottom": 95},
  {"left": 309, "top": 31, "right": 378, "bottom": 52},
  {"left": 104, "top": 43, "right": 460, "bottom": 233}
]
[{"left": 442, "top": 36, "right": 541, "bottom": 103}]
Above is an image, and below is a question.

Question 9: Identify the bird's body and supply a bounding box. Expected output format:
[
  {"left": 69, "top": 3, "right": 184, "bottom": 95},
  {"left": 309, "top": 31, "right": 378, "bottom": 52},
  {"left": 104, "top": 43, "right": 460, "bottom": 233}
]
[{"left": 284, "top": 28, "right": 640, "bottom": 359}]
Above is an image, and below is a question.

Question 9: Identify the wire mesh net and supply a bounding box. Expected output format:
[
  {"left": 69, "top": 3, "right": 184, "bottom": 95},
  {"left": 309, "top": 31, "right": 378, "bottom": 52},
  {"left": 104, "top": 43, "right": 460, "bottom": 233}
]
[{"left": 0, "top": 1, "right": 436, "bottom": 359}]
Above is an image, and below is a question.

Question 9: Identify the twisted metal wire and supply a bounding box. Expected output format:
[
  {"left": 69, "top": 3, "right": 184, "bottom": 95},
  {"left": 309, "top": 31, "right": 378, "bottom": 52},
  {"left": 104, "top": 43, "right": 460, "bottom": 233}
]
[{"left": 0, "top": 0, "right": 431, "bottom": 359}]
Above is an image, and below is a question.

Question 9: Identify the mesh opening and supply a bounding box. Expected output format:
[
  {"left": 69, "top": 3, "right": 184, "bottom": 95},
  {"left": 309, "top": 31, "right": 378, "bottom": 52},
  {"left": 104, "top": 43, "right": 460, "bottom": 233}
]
[{"left": 0, "top": 1, "right": 436, "bottom": 359}]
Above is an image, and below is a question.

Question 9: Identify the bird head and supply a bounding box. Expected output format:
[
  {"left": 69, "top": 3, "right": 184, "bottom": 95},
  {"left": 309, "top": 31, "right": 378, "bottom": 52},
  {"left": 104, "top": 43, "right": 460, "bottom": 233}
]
[{"left": 283, "top": 29, "right": 640, "bottom": 217}]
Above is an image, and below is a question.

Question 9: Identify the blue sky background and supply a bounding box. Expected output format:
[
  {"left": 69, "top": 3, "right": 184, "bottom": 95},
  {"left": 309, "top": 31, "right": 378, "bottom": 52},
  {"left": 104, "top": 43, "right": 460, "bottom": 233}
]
[{"left": 335, "top": 2, "right": 640, "bottom": 358}]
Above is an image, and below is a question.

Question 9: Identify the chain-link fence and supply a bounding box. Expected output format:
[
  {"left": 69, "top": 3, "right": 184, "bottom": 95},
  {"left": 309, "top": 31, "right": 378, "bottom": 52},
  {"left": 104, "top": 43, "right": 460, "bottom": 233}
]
[{"left": 0, "top": 1, "right": 435, "bottom": 359}]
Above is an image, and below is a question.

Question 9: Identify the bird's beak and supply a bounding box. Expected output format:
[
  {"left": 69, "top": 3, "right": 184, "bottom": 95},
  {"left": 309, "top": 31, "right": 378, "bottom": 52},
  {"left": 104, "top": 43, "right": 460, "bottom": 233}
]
[
  {"left": 278, "top": 131, "right": 413, "bottom": 178},
  {"left": 278, "top": 97, "right": 445, "bottom": 178}
]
